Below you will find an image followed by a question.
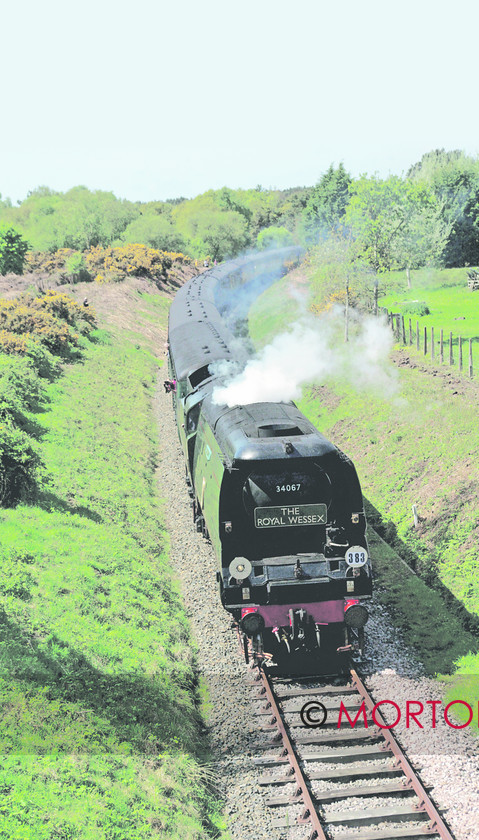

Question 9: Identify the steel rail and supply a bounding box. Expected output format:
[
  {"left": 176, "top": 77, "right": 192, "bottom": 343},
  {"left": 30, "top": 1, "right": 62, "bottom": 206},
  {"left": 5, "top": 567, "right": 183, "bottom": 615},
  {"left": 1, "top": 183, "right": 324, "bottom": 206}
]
[
  {"left": 258, "top": 665, "right": 328, "bottom": 840},
  {"left": 350, "top": 668, "right": 456, "bottom": 840},
  {"left": 255, "top": 667, "right": 456, "bottom": 840}
]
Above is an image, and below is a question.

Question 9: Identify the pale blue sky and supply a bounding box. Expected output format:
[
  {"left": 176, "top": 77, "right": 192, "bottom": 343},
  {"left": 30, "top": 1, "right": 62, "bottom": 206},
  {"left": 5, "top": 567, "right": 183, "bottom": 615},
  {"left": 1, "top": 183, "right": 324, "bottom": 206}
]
[{"left": 2, "top": 0, "right": 478, "bottom": 203}]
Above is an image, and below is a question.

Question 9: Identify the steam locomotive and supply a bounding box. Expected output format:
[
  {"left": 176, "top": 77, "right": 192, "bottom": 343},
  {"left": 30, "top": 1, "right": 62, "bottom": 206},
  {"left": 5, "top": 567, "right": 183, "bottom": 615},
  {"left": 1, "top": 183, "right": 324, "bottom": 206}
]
[{"left": 167, "top": 250, "right": 372, "bottom": 671}]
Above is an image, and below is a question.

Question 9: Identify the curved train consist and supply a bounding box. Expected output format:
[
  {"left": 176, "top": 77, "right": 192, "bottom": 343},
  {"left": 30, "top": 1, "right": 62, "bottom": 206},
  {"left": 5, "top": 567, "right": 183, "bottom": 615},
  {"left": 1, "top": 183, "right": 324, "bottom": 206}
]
[{"left": 167, "top": 250, "right": 372, "bottom": 671}]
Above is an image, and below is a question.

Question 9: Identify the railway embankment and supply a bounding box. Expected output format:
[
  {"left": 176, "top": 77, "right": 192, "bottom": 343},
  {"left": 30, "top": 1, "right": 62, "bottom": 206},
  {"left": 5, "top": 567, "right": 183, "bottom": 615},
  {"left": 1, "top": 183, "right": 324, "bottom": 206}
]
[
  {"left": 0, "top": 279, "right": 226, "bottom": 839},
  {"left": 249, "top": 270, "right": 479, "bottom": 706}
]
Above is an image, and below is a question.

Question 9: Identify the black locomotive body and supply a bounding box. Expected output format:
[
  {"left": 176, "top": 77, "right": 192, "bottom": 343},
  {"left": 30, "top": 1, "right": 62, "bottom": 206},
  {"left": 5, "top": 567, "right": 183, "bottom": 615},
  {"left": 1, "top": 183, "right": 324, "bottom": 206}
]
[{"left": 167, "top": 250, "right": 372, "bottom": 670}]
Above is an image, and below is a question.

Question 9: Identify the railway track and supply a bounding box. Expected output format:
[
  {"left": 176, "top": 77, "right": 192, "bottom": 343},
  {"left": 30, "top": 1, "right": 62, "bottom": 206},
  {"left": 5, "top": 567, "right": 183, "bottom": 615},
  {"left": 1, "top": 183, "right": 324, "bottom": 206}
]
[{"left": 250, "top": 666, "right": 455, "bottom": 840}]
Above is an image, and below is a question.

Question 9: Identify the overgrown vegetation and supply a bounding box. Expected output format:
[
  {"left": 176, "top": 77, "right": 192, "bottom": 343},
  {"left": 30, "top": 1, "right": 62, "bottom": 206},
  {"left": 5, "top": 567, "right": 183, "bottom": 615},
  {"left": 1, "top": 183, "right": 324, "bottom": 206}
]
[{"left": 0, "top": 288, "right": 226, "bottom": 838}]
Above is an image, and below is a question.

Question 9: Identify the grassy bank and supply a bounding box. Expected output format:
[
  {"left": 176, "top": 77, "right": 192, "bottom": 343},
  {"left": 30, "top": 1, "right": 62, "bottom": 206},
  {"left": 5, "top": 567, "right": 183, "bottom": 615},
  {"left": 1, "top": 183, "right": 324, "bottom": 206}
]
[
  {"left": 248, "top": 272, "right": 479, "bottom": 700},
  {"left": 0, "top": 288, "right": 225, "bottom": 839}
]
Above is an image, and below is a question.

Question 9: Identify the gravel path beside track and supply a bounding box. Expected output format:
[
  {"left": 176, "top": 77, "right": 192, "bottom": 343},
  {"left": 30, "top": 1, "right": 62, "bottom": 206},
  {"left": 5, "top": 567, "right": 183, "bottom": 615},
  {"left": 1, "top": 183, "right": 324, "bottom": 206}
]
[{"left": 155, "top": 373, "right": 479, "bottom": 840}]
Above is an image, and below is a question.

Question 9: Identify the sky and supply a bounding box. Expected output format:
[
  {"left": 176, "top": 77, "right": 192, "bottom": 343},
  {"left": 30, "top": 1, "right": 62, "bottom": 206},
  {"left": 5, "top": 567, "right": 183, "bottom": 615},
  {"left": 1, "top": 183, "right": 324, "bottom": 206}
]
[{"left": 2, "top": 0, "right": 479, "bottom": 204}]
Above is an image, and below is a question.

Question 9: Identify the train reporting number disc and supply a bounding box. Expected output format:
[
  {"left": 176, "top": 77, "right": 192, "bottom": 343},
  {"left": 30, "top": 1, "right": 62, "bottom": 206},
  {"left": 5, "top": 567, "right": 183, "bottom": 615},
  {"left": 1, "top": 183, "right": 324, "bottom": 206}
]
[{"left": 345, "top": 546, "right": 368, "bottom": 567}]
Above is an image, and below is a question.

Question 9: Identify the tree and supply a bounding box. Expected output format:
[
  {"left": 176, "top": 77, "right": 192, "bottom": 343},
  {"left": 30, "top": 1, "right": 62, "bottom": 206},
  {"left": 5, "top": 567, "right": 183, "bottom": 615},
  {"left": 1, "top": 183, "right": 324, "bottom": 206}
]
[
  {"left": 193, "top": 210, "right": 249, "bottom": 260},
  {"left": 408, "top": 149, "right": 479, "bottom": 266},
  {"left": 120, "top": 214, "right": 188, "bottom": 252},
  {"left": 55, "top": 187, "right": 137, "bottom": 250},
  {"left": 303, "top": 163, "right": 351, "bottom": 238},
  {"left": 391, "top": 188, "right": 450, "bottom": 281},
  {"left": 443, "top": 187, "right": 479, "bottom": 266},
  {"left": 307, "top": 232, "right": 377, "bottom": 314},
  {"left": 256, "top": 226, "right": 294, "bottom": 250},
  {"left": 172, "top": 192, "right": 250, "bottom": 259},
  {"left": 0, "top": 226, "right": 29, "bottom": 274},
  {"left": 344, "top": 175, "right": 439, "bottom": 272},
  {"left": 0, "top": 186, "right": 137, "bottom": 252}
]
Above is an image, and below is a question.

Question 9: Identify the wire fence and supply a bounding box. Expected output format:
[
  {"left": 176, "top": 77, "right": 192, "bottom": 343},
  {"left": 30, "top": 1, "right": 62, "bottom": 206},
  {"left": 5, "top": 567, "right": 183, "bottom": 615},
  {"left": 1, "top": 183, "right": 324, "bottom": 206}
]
[{"left": 381, "top": 309, "right": 475, "bottom": 378}]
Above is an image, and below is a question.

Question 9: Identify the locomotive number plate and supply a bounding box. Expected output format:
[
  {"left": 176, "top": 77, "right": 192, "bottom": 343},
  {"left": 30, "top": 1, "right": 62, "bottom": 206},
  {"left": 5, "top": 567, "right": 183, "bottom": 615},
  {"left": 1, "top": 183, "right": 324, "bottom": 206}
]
[{"left": 254, "top": 504, "right": 327, "bottom": 528}]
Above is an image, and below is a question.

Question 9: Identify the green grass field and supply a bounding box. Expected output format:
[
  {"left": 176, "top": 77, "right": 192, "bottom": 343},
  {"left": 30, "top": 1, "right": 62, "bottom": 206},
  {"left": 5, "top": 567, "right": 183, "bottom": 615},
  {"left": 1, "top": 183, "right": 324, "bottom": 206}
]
[
  {"left": 380, "top": 267, "right": 479, "bottom": 370},
  {"left": 0, "top": 289, "right": 226, "bottom": 839}
]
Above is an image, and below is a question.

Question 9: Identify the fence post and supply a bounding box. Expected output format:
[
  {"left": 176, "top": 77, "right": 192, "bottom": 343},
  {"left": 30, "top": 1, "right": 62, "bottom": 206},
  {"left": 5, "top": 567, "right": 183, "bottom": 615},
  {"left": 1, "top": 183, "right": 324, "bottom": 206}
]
[
  {"left": 416, "top": 322, "right": 419, "bottom": 351},
  {"left": 459, "top": 336, "right": 463, "bottom": 371},
  {"left": 440, "top": 329, "right": 444, "bottom": 364},
  {"left": 395, "top": 315, "right": 400, "bottom": 342},
  {"left": 431, "top": 327, "right": 434, "bottom": 359},
  {"left": 401, "top": 315, "right": 406, "bottom": 344},
  {"left": 449, "top": 332, "right": 453, "bottom": 365},
  {"left": 423, "top": 326, "right": 427, "bottom": 355},
  {"left": 469, "top": 340, "right": 473, "bottom": 378},
  {"left": 408, "top": 318, "right": 412, "bottom": 345}
]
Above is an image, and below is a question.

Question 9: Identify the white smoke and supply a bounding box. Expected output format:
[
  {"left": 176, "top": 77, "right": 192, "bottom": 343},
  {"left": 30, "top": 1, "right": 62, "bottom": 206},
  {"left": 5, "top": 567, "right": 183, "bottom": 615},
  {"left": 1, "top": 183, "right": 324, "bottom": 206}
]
[{"left": 212, "top": 308, "right": 398, "bottom": 407}]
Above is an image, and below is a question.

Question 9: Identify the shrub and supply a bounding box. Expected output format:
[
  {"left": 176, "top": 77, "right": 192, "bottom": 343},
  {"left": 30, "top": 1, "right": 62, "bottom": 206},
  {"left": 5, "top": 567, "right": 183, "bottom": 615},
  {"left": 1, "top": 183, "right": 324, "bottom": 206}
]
[
  {"left": 0, "top": 419, "right": 41, "bottom": 505},
  {"left": 257, "top": 225, "right": 294, "bottom": 250},
  {"left": 0, "top": 300, "right": 77, "bottom": 353},
  {"left": 25, "top": 246, "right": 192, "bottom": 289},
  {"left": 85, "top": 244, "right": 191, "bottom": 284},
  {"left": 0, "top": 333, "right": 61, "bottom": 378},
  {"left": 0, "top": 292, "right": 96, "bottom": 354},
  {"left": 24, "top": 340, "right": 62, "bottom": 379},
  {"left": 25, "top": 248, "right": 76, "bottom": 276},
  {"left": 400, "top": 301, "right": 431, "bottom": 316},
  {"left": 30, "top": 290, "right": 96, "bottom": 331},
  {"left": 64, "top": 252, "right": 90, "bottom": 282},
  {"left": 0, "top": 331, "right": 30, "bottom": 355},
  {"left": 0, "top": 226, "right": 29, "bottom": 275}
]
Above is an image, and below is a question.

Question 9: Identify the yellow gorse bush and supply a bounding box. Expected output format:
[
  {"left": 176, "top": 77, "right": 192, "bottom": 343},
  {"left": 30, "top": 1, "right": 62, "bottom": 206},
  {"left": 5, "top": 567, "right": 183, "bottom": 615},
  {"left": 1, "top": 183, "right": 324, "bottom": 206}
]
[
  {"left": 85, "top": 244, "right": 191, "bottom": 281},
  {"left": 0, "top": 331, "right": 30, "bottom": 355},
  {"left": 312, "top": 287, "right": 362, "bottom": 314},
  {"left": 25, "top": 245, "right": 191, "bottom": 287},
  {"left": 0, "top": 302, "right": 73, "bottom": 352},
  {"left": 0, "top": 291, "right": 95, "bottom": 354},
  {"left": 31, "top": 290, "right": 96, "bottom": 329},
  {"left": 25, "top": 249, "right": 77, "bottom": 274}
]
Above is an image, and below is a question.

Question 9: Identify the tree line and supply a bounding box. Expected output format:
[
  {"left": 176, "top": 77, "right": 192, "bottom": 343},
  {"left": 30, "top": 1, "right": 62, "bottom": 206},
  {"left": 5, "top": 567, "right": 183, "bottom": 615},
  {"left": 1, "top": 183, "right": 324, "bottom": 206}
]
[{"left": 1, "top": 148, "right": 479, "bottom": 274}]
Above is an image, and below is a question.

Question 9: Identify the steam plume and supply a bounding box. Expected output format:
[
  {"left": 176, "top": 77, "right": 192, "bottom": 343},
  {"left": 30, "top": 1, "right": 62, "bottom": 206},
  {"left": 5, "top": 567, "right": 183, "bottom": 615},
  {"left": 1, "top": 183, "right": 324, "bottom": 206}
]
[{"left": 212, "top": 308, "right": 398, "bottom": 407}]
